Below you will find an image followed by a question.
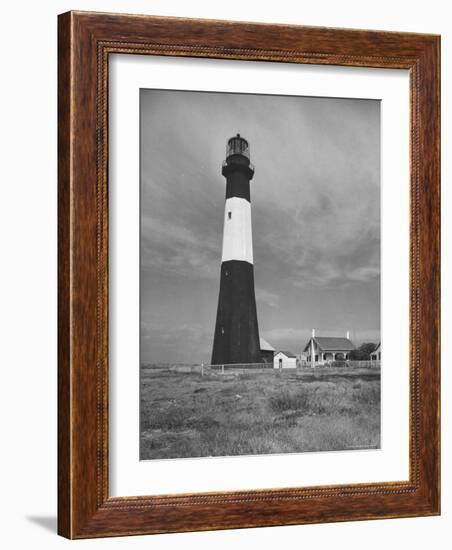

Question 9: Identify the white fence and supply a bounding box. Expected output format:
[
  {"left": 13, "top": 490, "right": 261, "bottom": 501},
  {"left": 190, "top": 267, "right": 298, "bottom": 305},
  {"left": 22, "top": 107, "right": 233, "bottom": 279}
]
[
  {"left": 142, "top": 360, "right": 380, "bottom": 375},
  {"left": 299, "top": 359, "right": 380, "bottom": 368}
]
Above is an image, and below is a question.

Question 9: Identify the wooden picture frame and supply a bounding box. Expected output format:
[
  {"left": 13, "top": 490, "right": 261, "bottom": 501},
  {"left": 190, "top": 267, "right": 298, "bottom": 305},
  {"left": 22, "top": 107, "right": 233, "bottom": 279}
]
[{"left": 58, "top": 11, "right": 440, "bottom": 539}]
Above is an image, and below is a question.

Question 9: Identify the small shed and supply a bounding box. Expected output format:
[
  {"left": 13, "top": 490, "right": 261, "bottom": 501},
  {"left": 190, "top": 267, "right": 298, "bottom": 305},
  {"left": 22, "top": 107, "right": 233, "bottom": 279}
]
[
  {"left": 371, "top": 342, "right": 381, "bottom": 361},
  {"left": 274, "top": 351, "right": 297, "bottom": 369},
  {"left": 260, "top": 337, "right": 275, "bottom": 364}
]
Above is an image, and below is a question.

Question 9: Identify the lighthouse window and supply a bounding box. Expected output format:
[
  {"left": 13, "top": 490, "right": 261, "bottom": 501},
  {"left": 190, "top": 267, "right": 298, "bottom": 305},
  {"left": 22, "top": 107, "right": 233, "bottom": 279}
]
[
  {"left": 228, "top": 211, "right": 232, "bottom": 219},
  {"left": 221, "top": 327, "right": 225, "bottom": 335}
]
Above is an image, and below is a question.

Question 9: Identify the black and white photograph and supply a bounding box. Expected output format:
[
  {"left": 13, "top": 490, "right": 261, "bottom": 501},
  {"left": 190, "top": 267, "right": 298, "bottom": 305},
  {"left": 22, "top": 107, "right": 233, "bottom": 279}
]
[
  {"left": 1, "top": 0, "right": 445, "bottom": 545},
  {"left": 140, "top": 88, "right": 381, "bottom": 460}
]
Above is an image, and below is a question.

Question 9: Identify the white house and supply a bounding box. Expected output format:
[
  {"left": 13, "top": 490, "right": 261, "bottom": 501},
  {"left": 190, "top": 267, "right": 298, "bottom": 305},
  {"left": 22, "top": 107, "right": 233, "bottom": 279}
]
[
  {"left": 303, "top": 331, "right": 355, "bottom": 366},
  {"left": 274, "top": 351, "right": 297, "bottom": 369},
  {"left": 371, "top": 342, "right": 381, "bottom": 361}
]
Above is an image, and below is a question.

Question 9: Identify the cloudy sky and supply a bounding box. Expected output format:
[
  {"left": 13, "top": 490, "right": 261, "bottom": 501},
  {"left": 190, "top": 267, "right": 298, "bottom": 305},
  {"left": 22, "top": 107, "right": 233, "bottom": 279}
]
[{"left": 140, "top": 89, "right": 380, "bottom": 364}]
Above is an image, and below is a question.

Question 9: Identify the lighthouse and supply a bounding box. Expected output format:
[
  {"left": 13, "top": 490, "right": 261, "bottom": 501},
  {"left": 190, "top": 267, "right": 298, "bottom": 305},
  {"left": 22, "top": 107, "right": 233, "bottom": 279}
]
[{"left": 211, "top": 134, "right": 262, "bottom": 365}]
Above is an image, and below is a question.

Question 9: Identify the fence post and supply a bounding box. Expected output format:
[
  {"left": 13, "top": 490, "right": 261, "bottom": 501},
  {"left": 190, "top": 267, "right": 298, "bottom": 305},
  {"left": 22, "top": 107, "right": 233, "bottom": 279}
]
[
  {"left": 222, "top": 364, "right": 224, "bottom": 375},
  {"left": 201, "top": 363, "right": 204, "bottom": 377}
]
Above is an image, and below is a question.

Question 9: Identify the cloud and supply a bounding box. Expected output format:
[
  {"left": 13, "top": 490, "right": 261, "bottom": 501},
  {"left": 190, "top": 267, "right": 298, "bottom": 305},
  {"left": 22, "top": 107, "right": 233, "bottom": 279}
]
[
  {"left": 141, "top": 321, "right": 213, "bottom": 364},
  {"left": 264, "top": 327, "right": 309, "bottom": 342},
  {"left": 256, "top": 287, "right": 280, "bottom": 308},
  {"left": 142, "top": 321, "right": 210, "bottom": 341},
  {"left": 263, "top": 328, "right": 312, "bottom": 353},
  {"left": 141, "top": 214, "right": 221, "bottom": 279},
  {"left": 255, "top": 203, "right": 380, "bottom": 289},
  {"left": 347, "top": 265, "right": 380, "bottom": 283},
  {"left": 291, "top": 258, "right": 380, "bottom": 289},
  {"left": 351, "top": 329, "right": 381, "bottom": 344}
]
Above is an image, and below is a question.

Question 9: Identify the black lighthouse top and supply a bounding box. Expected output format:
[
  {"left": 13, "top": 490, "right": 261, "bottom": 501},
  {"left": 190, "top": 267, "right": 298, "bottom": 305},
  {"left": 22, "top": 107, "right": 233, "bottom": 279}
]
[
  {"left": 222, "top": 134, "right": 255, "bottom": 189},
  {"left": 226, "top": 133, "right": 250, "bottom": 160}
]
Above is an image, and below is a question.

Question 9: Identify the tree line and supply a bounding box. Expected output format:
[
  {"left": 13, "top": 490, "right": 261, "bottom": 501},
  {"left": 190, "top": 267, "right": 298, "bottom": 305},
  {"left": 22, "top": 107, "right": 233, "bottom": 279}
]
[{"left": 349, "top": 342, "right": 378, "bottom": 361}]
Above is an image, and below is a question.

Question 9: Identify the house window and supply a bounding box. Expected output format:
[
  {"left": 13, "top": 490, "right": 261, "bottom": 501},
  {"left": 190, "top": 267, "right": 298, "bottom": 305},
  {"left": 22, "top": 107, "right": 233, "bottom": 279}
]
[{"left": 228, "top": 211, "right": 232, "bottom": 219}]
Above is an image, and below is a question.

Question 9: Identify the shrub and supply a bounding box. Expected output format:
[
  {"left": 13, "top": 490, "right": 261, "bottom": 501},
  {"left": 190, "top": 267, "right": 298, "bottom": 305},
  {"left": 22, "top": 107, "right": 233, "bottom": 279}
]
[
  {"left": 352, "top": 384, "right": 380, "bottom": 405},
  {"left": 269, "top": 390, "right": 310, "bottom": 414},
  {"left": 329, "top": 360, "right": 348, "bottom": 368},
  {"left": 143, "top": 406, "right": 187, "bottom": 431}
]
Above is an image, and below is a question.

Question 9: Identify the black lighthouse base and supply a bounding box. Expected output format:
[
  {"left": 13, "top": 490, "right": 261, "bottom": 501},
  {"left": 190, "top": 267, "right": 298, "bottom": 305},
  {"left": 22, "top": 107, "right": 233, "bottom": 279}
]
[{"left": 211, "top": 260, "right": 262, "bottom": 365}]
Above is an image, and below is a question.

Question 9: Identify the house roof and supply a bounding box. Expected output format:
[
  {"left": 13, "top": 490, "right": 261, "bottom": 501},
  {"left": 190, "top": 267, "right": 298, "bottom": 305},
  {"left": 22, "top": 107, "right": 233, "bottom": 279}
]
[
  {"left": 260, "top": 337, "right": 275, "bottom": 352},
  {"left": 373, "top": 342, "right": 381, "bottom": 352},
  {"left": 304, "top": 336, "right": 355, "bottom": 352},
  {"left": 276, "top": 350, "right": 297, "bottom": 358}
]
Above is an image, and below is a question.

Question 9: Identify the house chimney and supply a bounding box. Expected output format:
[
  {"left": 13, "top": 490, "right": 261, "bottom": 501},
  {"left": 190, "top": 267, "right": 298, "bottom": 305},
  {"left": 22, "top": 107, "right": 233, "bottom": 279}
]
[
  {"left": 346, "top": 330, "right": 350, "bottom": 340},
  {"left": 312, "top": 328, "right": 316, "bottom": 337}
]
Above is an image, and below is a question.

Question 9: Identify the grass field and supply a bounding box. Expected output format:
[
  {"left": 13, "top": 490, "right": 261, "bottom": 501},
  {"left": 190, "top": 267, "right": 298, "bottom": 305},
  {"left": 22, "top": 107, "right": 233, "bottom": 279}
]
[{"left": 140, "top": 366, "right": 381, "bottom": 460}]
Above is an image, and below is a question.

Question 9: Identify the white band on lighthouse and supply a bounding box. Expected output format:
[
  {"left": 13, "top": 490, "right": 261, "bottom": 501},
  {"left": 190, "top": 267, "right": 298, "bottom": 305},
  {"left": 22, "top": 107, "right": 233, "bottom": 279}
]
[{"left": 221, "top": 196, "right": 253, "bottom": 264}]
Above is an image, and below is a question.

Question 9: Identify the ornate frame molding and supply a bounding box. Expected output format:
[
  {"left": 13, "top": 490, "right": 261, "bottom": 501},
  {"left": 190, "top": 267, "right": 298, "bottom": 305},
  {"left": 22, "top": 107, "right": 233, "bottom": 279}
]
[{"left": 58, "top": 11, "right": 440, "bottom": 538}]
